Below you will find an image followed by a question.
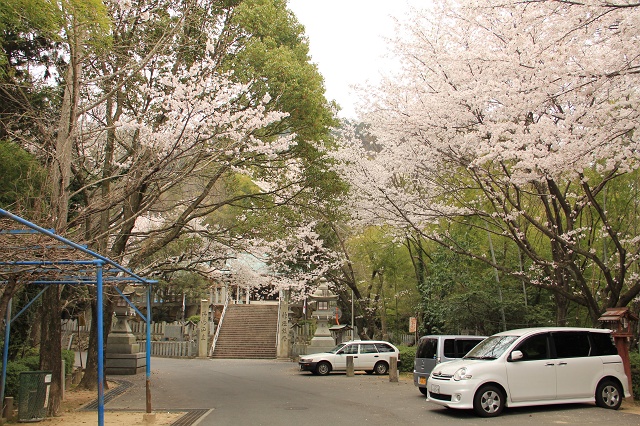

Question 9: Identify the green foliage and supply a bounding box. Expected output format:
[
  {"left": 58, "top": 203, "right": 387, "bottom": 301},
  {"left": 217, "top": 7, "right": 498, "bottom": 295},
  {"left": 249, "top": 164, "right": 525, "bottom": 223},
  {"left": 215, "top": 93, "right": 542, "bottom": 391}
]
[
  {"left": 187, "top": 315, "right": 200, "bottom": 323},
  {"left": 62, "top": 349, "right": 74, "bottom": 375},
  {"left": 1, "top": 348, "right": 75, "bottom": 398},
  {"left": 3, "top": 361, "right": 30, "bottom": 399},
  {"left": 1, "top": 349, "right": 38, "bottom": 399},
  {"left": 416, "top": 227, "right": 556, "bottom": 336},
  {"left": 0, "top": 140, "right": 46, "bottom": 209},
  {"left": 221, "top": 0, "right": 345, "bottom": 213},
  {"left": 630, "top": 351, "right": 640, "bottom": 398},
  {"left": 397, "top": 345, "right": 416, "bottom": 373},
  {"left": 0, "top": 0, "right": 62, "bottom": 49}
]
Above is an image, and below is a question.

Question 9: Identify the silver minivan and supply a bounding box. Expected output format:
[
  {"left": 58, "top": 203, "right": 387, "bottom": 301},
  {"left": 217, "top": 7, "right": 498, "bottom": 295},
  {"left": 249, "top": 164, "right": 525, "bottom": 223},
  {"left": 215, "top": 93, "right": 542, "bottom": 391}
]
[{"left": 414, "top": 335, "right": 485, "bottom": 395}]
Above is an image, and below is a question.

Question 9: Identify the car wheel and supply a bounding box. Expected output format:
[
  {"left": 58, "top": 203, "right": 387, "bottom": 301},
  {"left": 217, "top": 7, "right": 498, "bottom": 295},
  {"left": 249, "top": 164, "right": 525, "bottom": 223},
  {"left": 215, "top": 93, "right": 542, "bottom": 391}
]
[
  {"left": 473, "top": 385, "right": 505, "bottom": 417},
  {"left": 315, "top": 361, "right": 331, "bottom": 376},
  {"left": 419, "top": 387, "right": 429, "bottom": 396},
  {"left": 595, "top": 379, "right": 623, "bottom": 410},
  {"left": 365, "top": 370, "right": 374, "bottom": 375},
  {"left": 374, "top": 361, "right": 389, "bottom": 375}
]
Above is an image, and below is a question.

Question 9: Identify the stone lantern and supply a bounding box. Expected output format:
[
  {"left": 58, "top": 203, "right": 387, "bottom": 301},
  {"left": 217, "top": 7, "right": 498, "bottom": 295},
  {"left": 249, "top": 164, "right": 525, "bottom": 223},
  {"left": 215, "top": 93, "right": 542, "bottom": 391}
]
[
  {"left": 306, "top": 278, "right": 339, "bottom": 354},
  {"left": 106, "top": 288, "right": 146, "bottom": 375}
]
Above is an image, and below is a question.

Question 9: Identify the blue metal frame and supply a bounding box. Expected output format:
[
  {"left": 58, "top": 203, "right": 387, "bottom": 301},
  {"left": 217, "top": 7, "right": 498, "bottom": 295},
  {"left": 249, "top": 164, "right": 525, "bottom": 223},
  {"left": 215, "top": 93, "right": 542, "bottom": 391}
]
[{"left": 0, "top": 208, "right": 155, "bottom": 426}]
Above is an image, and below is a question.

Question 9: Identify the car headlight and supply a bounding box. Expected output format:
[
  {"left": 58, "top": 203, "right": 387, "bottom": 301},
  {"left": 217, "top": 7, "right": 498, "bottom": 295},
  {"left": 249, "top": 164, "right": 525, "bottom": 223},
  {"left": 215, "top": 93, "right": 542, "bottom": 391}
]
[
  {"left": 453, "top": 367, "right": 472, "bottom": 381},
  {"left": 300, "top": 358, "right": 310, "bottom": 363}
]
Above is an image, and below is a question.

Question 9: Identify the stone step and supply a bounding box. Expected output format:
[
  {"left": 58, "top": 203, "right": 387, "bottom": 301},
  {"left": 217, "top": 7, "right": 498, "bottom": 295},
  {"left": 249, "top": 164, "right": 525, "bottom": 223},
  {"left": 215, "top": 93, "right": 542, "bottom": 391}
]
[{"left": 211, "top": 304, "right": 279, "bottom": 359}]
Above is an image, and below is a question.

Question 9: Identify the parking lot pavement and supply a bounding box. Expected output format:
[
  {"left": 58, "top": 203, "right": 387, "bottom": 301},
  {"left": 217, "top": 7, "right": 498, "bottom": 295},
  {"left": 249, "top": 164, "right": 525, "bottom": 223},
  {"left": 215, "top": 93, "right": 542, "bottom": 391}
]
[{"left": 104, "top": 358, "right": 640, "bottom": 426}]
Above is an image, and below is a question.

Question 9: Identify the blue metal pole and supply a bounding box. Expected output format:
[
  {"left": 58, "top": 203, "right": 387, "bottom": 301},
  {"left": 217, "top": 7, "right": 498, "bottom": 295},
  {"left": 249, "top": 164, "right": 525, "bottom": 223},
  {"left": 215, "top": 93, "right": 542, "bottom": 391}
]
[
  {"left": 0, "top": 209, "right": 148, "bottom": 284},
  {"left": 96, "top": 263, "right": 105, "bottom": 426},
  {"left": 146, "top": 284, "right": 152, "bottom": 413},
  {"left": 9, "top": 288, "right": 47, "bottom": 325},
  {"left": 0, "top": 298, "right": 12, "bottom": 412},
  {"left": 112, "top": 287, "right": 146, "bottom": 321}
]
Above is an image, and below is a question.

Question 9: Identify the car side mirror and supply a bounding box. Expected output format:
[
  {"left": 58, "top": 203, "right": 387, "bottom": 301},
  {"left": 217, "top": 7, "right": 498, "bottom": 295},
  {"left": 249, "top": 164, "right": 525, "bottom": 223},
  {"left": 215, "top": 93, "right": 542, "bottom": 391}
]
[
  {"left": 337, "top": 350, "right": 344, "bottom": 355},
  {"left": 510, "top": 350, "right": 524, "bottom": 361}
]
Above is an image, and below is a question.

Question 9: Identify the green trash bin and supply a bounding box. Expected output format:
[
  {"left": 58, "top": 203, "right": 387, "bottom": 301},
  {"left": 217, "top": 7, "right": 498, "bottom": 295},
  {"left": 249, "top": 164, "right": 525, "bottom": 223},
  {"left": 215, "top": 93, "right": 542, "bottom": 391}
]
[{"left": 18, "top": 371, "right": 52, "bottom": 422}]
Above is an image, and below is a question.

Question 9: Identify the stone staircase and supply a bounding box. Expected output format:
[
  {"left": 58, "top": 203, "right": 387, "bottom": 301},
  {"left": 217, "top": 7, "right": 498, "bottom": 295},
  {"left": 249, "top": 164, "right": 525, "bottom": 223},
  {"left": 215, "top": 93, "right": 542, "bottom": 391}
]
[{"left": 210, "top": 304, "right": 279, "bottom": 359}]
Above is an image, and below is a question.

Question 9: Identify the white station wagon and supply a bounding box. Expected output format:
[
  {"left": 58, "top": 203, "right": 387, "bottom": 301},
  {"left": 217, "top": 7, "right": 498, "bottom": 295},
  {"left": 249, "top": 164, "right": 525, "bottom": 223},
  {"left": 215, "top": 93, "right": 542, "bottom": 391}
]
[
  {"left": 426, "top": 327, "right": 630, "bottom": 417},
  {"left": 299, "top": 340, "right": 400, "bottom": 375}
]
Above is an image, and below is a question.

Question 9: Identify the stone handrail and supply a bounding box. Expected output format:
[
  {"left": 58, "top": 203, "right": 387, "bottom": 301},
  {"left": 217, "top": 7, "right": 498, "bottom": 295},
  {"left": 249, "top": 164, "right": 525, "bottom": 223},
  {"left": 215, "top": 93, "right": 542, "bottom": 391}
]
[{"left": 209, "top": 291, "right": 231, "bottom": 356}]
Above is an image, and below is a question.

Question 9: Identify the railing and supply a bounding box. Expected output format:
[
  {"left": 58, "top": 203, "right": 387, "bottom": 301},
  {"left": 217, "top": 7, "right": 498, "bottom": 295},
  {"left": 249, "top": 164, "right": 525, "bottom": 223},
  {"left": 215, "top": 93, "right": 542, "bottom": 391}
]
[
  {"left": 62, "top": 319, "right": 214, "bottom": 339},
  {"left": 209, "top": 291, "right": 231, "bottom": 356},
  {"left": 276, "top": 295, "right": 282, "bottom": 351},
  {"left": 63, "top": 318, "right": 213, "bottom": 360},
  {"left": 138, "top": 340, "right": 197, "bottom": 358}
]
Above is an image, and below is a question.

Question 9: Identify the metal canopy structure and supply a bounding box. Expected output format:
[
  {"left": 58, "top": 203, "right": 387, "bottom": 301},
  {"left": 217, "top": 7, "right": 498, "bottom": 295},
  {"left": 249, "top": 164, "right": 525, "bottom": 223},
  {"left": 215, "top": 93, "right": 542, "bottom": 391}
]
[{"left": 0, "top": 208, "right": 155, "bottom": 426}]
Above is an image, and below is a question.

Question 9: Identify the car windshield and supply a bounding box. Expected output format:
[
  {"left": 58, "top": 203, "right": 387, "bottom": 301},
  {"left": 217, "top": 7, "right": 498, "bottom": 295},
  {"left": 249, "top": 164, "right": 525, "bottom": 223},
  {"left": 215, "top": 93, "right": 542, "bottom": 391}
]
[
  {"left": 464, "top": 335, "right": 519, "bottom": 360},
  {"left": 328, "top": 343, "right": 347, "bottom": 354}
]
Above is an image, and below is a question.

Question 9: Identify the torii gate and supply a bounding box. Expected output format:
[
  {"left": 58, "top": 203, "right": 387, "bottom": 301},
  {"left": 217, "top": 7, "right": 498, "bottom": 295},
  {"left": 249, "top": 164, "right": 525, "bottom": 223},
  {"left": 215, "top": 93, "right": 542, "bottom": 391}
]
[{"left": 0, "top": 208, "right": 155, "bottom": 426}]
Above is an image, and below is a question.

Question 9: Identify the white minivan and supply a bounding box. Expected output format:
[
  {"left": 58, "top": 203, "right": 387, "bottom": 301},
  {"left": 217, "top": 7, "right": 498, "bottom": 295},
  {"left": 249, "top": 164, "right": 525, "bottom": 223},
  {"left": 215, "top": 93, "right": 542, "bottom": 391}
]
[{"left": 426, "top": 327, "right": 630, "bottom": 417}]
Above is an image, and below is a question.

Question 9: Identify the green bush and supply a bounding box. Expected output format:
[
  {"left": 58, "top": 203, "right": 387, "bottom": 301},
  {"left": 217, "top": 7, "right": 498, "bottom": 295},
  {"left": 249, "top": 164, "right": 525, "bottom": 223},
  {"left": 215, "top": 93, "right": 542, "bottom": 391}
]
[
  {"left": 397, "top": 345, "right": 416, "bottom": 373},
  {"left": 4, "top": 361, "right": 30, "bottom": 399},
  {"left": 62, "top": 349, "right": 75, "bottom": 375},
  {"left": 630, "top": 351, "right": 640, "bottom": 398},
  {"left": 1, "top": 349, "right": 76, "bottom": 399}
]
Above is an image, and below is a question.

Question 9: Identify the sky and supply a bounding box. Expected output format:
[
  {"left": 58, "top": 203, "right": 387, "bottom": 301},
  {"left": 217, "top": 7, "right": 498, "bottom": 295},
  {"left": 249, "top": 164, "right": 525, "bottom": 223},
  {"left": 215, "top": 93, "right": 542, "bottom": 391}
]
[{"left": 287, "top": 1, "right": 421, "bottom": 119}]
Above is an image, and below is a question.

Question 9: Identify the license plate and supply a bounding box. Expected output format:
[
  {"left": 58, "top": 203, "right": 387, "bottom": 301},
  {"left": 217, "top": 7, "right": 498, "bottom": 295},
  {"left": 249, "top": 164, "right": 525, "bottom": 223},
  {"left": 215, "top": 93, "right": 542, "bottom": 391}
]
[
  {"left": 419, "top": 376, "right": 427, "bottom": 385},
  {"left": 431, "top": 384, "right": 440, "bottom": 394}
]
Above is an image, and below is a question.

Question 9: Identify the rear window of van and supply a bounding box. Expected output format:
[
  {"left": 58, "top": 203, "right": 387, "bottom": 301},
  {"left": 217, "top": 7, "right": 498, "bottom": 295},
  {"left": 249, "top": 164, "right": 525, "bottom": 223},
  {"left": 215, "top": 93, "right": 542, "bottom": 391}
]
[
  {"left": 416, "top": 337, "right": 483, "bottom": 359},
  {"left": 416, "top": 338, "right": 438, "bottom": 358},
  {"left": 590, "top": 332, "right": 618, "bottom": 356}
]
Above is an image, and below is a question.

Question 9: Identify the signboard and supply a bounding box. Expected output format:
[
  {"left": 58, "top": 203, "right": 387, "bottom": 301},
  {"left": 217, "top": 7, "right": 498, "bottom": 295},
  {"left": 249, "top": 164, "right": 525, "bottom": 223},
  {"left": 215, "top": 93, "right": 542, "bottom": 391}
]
[{"left": 409, "top": 317, "right": 417, "bottom": 333}]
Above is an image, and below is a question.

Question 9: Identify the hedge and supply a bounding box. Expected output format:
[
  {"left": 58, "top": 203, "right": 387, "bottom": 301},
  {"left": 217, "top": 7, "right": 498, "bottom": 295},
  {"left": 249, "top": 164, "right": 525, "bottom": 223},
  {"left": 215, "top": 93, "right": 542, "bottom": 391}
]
[
  {"left": 630, "top": 351, "right": 640, "bottom": 398},
  {"left": 397, "top": 345, "right": 416, "bottom": 373},
  {"left": 0, "top": 349, "right": 75, "bottom": 399}
]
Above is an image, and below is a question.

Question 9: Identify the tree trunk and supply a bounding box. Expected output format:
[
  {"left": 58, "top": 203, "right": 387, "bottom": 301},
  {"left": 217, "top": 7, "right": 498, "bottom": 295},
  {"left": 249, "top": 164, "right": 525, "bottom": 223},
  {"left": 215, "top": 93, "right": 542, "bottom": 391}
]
[
  {"left": 0, "top": 275, "right": 19, "bottom": 326},
  {"left": 555, "top": 293, "right": 570, "bottom": 326},
  {"left": 77, "top": 290, "right": 115, "bottom": 391},
  {"left": 39, "top": 286, "right": 62, "bottom": 416},
  {"left": 40, "top": 23, "right": 82, "bottom": 414}
]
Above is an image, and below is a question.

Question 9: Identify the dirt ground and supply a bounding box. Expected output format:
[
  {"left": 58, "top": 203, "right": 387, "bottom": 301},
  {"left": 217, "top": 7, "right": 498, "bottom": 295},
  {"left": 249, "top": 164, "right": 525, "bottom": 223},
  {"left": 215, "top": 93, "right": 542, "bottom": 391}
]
[
  {"left": 621, "top": 400, "right": 640, "bottom": 415},
  {"left": 23, "top": 382, "right": 185, "bottom": 426}
]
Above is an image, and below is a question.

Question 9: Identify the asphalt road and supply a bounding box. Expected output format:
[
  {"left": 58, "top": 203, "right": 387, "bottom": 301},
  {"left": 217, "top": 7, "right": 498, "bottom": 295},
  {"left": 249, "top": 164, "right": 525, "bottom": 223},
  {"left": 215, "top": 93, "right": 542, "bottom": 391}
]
[{"left": 104, "top": 357, "right": 640, "bottom": 426}]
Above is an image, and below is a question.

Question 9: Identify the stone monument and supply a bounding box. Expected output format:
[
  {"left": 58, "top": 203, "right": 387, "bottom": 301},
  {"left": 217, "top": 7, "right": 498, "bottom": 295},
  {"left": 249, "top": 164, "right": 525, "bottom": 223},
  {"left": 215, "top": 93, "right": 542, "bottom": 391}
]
[
  {"left": 198, "top": 299, "right": 209, "bottom": 358},
  {"left": 276, "top": 289, "right": 290, "bottom": 360}
]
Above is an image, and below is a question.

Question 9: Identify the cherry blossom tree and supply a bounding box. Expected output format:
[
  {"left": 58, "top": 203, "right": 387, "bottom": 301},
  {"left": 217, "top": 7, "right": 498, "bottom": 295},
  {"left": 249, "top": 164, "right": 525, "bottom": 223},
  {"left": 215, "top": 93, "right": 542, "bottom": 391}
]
[
  {"left": 245, "top": 222, "right": 343, "bottom": 297},
  {"left": 2, "top": 0, "right": 339, "bottom": 401},
  {"left": 333, "top": 0, "right": 640, "bottom": 325}
]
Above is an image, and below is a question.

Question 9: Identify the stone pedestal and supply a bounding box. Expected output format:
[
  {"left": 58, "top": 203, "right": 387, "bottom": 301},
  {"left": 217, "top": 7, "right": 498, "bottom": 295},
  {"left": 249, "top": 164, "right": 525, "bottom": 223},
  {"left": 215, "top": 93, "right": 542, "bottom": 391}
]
[
  {"left": 307, "top": 316, "right": 335, "bottom": 354},
  {"left": 106, "top": 312, "right": 146, "bottom": 375}
]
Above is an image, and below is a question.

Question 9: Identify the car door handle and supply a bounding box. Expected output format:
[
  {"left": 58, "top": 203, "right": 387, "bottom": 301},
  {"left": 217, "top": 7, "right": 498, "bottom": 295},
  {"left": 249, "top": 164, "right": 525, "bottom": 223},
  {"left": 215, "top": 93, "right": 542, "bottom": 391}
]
[
  {"left": 545, "top": 363, "right": 555, "bottom": 367},
  {"left": 558, "top": 362, "right": 567, "bottom": 366}
]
